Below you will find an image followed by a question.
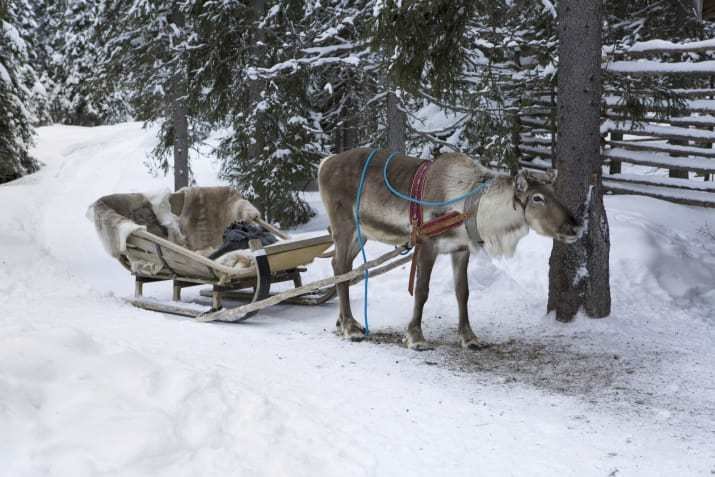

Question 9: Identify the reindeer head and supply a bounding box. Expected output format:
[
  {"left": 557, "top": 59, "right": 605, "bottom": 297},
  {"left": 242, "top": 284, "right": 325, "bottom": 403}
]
[{"left": 513, "top": 169, "right": 581, "bottom": 244}]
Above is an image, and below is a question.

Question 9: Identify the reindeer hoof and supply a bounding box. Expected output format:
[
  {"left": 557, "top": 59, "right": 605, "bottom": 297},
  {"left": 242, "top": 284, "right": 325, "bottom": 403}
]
[
  {"left": 404, "top": 335, "right": 433, "bottom": 351},
  {"left": 410, "top": 341, "right": 434, "bottom": 351},
  {"left": 346, "top": 331, "right": 366, "bottom": 342},
  {"left": 338, "top": 318, "right": 366, "bottom": 342},
  {"left": 461, "top": 337, "right": 482, "bottom": 350}
]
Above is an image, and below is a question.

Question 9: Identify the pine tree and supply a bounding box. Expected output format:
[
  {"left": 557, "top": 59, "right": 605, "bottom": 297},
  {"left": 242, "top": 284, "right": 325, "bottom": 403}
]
[
  {"left": 186, "top": 0, "right": 412, "bottom": 224},
  {"left": 192, "top": 0, "right": 325, "bottom": 225},
  {"left": 372, "top": 0, "right": 528, "bottom": 165},
  {"left": 12, "top": 0, "right": 51, "bottom": 125},
  {"left": 99, "top": 0, "right": 202, "bottom": 189},
  {"left": 306, "top": 0, "right": 383, "bottom": 153},
  {"left": 46, "top": 0, "right": 128, "bottom": 125},
  {"left": 605, "top": 0, "right": 704, "bottom": 45},
  {"left": 0, "top": 0, "right": 38, "bottom": 184}
]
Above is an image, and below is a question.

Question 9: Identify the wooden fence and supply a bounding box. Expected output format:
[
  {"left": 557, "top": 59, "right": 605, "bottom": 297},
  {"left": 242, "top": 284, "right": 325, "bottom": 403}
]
[{"left": 515, "top": 39, "right": 715, "bottom": 208}]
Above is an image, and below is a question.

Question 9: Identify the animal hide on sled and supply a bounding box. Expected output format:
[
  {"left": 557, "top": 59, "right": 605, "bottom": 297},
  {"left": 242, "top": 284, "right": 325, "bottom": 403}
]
[{"left": 87, "top": 187, "right": 261, "bottom": 275}]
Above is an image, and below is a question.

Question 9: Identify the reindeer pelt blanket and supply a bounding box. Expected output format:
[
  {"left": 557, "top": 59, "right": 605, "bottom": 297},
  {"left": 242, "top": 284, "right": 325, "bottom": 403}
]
[{"left": 87, "top": 187, "right": 261, "bottom": 275}]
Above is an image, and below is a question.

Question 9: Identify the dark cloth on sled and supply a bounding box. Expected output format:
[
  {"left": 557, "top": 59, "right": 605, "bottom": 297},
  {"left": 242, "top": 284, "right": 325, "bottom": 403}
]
[{"left": 208, "top": 222, "right": 278, "bottom": 259}]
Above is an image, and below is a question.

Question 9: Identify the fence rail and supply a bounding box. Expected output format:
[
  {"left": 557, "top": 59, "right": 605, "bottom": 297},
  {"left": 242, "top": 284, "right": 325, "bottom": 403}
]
[{"left": 514, "top": 40, "right": 715, "bottom": 208}]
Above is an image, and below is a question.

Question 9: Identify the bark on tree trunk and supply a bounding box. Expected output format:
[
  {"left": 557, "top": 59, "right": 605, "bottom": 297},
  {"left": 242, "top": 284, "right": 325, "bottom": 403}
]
[
  {"left": 171, "top": 4, "right": 189, "bottom": 191},
  {"left": 172, "top": 87, "right": 189, "bottom": 191},
  {"left": 386, "top": 87, "right": 406, "bottom": 152},
  {"left": 336, "top": 94, "right": 359, "bottom": 153},
  {"left": 248, "top": 0, "right": 267, "bottom": 162},
  {"left": 547, "top": 0, "right": 611, "bottom": 321}
]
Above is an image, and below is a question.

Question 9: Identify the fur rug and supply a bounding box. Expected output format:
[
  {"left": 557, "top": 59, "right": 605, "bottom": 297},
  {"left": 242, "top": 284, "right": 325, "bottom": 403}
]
[{"left": 88, "top": 187, "right": 261, "bottom": 274}]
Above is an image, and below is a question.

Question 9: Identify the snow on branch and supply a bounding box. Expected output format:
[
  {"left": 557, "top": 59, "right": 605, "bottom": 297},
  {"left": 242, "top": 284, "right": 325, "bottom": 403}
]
[{"left": 540, "top": 0, "right": 557, "bottom": 18}]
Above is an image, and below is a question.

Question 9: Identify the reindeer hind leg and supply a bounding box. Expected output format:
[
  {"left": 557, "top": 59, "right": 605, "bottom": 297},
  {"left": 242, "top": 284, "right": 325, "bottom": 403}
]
[
  {"left": 405, "top": 241, "right": 437, "bottom": 351},
  {"left": 451, "top": 249, "right": 480, "bottom": 349}
]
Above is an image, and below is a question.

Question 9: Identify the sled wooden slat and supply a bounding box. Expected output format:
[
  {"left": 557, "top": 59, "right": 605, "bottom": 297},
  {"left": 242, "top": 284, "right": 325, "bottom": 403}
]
[
  {"left": 265, "top": 236, "right": 334, "bottom": 272},
  {"left": 128, "top": 229, "right": 333, "bottom": 279},
  {"left": 124, "top": 246, "right": 166, "bottom": 272},
  {"left": 131, "top": 229, "right": 244, "bottom": 277}
]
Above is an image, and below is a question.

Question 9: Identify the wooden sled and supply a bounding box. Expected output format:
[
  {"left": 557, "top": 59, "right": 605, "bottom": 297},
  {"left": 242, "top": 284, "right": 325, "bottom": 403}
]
[{"left": 125, "top": 223, "right": 334, "bottom": 319}]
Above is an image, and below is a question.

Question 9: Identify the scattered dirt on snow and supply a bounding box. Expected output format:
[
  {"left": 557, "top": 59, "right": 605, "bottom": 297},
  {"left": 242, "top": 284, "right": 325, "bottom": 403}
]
[{"left": 368, "top": 331, "right": 622, "bottom": 396}]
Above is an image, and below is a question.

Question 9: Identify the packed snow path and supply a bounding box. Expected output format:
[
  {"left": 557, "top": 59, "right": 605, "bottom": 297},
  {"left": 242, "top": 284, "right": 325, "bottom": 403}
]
[{"left": 1, "top": 124, "right": 714, "bottom": 476}]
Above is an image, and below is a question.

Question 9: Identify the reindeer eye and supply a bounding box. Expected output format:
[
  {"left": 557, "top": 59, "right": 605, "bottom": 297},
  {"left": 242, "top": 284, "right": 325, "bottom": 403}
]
[{"left": 532, "top": 194, "right": 545, "bottom": 203}]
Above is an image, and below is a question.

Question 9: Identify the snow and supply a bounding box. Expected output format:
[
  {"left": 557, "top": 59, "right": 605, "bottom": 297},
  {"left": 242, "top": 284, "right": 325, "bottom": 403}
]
[
  {"left": 603, "top": 119, "right": 715, "bottom": 141},
  {"left": 605, "top": 38, "right": 715, "bottom": 55},
  {"left": 606, "top": 59, "right": 715, "bottom": 75},
  {"left": 604, "top": 147, "right": 715, "bottom": 173},
  {"left": 604, "top": 179, "right": 715, "bottom": 206},
  {"left": 605, "top": 173, "right": 715, "bottom": 192},
  {"left": 671, "top": 114, "right": 715, "bottom": 126},
  {"left": 0, "top": 63, "right": 11, "bottom": 84},
  {"left": 2, "top": 21, "right": 27, "bottom": 55},
  {"left": 1, "top": 123, "right": 715, "bottom": 475},
  {"left": 410, "top": 102, "right": 467, "bottom": 134},
  {"left": 605, "top": 95, "right": 715, "bottom": 114},
  {"left": 608, "top": 138, "right": 715, "bottom": 159},
  {"left": 540, "top": 0, "right": 556, "bottom": 18}
]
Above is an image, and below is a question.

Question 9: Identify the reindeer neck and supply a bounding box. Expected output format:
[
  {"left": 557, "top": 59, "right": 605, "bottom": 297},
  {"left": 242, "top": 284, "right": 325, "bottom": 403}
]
[{"left": 473, "top": 177, "right": 529, "bottom": 257}]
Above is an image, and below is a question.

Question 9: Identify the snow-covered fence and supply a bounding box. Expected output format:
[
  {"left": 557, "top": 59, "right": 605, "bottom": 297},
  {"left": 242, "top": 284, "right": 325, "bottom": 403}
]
[{"left": 515, "top": 39, "right": 715, "bottom": 208}]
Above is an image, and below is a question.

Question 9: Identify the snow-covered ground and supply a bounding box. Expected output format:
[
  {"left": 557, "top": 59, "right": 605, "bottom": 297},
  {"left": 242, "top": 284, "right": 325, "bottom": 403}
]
[{"left": 1, "top": 123, "right": 714, "bottom": 476}]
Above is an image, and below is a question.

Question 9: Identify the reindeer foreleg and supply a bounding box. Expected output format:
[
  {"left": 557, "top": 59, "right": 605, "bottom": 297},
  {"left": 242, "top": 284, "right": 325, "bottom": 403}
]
[{"left": 451, "top": 249, "right": 480, "bottom": 349}]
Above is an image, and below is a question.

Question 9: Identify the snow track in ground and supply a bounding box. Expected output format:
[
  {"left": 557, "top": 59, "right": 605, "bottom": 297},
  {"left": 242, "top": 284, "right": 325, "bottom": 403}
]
[{"left": 1, "top": 123, "right": 714, "bottom": 476}]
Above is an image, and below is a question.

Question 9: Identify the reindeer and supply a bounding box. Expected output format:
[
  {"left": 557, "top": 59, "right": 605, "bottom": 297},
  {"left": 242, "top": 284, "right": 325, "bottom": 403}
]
[{"left": 318, "top": 148, "right": 581, "bottom": 350}]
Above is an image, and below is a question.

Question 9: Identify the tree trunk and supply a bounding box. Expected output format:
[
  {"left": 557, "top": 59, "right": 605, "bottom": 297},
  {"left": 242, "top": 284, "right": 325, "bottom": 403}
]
[
  {"left": 172, "top": 86, "right": 189, "bottom": 190},
  {"left": 249, "top": 0, "right": 266, "bottom": 162},
  {"left": 547, "top": 0, "right": 611, "bottom": 322},
  {"left": 171, "top": 3, "right": 189, "bottom": 191},
  {"left": 386, "top": 87, "right": 406, "bottom": 152},
  {"left": 336, "top": 94, "right": 359, "bottom": 152}
]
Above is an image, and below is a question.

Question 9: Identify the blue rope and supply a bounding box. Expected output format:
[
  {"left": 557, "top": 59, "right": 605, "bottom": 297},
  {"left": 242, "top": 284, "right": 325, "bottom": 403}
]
[
  {"left": 354, "top": 149, "right": 396, "bottom": 335},
  {"left": 353, "top": 148, "right": 492, "bottom": 336},
  {"left": 382, "top": 152, "right": 493, "bottom": 207}
]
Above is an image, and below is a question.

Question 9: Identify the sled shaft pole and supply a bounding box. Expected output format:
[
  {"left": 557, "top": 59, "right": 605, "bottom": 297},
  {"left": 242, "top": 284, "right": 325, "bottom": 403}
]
[{"left": 198, "top": 247, "right": 411, "bottom": 322}]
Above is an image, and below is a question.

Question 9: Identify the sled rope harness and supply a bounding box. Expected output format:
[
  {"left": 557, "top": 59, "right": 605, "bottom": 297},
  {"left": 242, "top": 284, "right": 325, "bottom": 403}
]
[{"left": 354, "top": 149, "right": 493, "bottom": 336}]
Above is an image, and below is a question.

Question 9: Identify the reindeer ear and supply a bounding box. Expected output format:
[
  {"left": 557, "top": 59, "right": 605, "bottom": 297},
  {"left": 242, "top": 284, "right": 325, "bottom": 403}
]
[
  {"left": 515, "top": 170, "right": 529, "bottom": 194},
  {"left": 544, "top": 168, "right": 558, "bottom": 184}
]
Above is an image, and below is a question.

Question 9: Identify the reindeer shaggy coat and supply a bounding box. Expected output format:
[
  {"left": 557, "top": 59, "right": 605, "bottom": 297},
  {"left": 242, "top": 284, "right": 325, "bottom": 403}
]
[{"left": 319, "top": 148, "right": 579, "bottom": 349}]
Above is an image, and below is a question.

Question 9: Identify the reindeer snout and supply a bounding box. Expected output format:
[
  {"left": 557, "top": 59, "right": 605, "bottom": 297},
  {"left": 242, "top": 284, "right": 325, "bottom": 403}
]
[
  {"left": 557, "top": 217, "right": 582, "bottom": 243},
  {"left": 572, "top": 224, "right": 585, "bottom": 238}
]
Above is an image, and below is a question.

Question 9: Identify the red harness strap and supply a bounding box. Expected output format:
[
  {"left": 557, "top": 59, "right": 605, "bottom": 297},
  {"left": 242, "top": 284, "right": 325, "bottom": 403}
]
[
  {"left": 407, "top": 160, "right": 470, "bottom": 295},
  {"left": 409, "top": 161, "right": 432, "bottom": 232}
]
